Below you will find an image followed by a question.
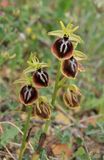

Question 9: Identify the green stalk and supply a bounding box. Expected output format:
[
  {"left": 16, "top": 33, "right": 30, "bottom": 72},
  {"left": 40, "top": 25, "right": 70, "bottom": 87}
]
[
  {"left": 18, "top": 106, "right": 32, "bottom": 160},
  {"left": 43, "top": 62, "right": 61, "bottom": 133},
  {"left": 44, "top": 119, "right": 50, "bottom": 133},
  {"left": 51, "top": 62, "right": 61, "bottom": 107}
]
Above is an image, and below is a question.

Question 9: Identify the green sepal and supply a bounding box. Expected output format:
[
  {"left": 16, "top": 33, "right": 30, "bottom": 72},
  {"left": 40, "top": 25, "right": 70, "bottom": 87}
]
[
  {"left": 14, "top": 74, "right": 32, "bottom": 85},
  {"left": 74, "top": 50, "right": 87, "bottom": 61},
  {"left": 48, "top": 21, "right": 83, "bottom": 44}
]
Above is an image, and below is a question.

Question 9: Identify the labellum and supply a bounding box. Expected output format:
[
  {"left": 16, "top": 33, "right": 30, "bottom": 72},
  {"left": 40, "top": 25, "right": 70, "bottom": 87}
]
[
  {"left": 19, "top": 85, "right": 38, "bottom": 105},
  {"left": 51, "top": 35, "right": 73, "bottom": 60},
  {"left": 61, "top": 56, "right": 78, "bottom": 78},
  {"left": 63, "top": 86, "right": 82, "bottom": 109},
  {"left": 33, "top": 69, "right": 49, "bottom": 88},
  {"left": 36, "top": 102, "right": 51, "bottom": 119}
]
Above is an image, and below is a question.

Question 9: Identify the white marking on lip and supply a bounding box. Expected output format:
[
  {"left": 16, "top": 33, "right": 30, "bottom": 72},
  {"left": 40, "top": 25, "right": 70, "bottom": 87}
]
[
  {"left": 37, "top": 70, "right": 47, "bottom": 83},
  {"left": 70, "top": 58, "right": 77, "bottom": 72},
  {"left": 60, "top": 39, "right": 69, "bottom": 54},
  {"left": 24, "top": 86, "right": 32, "bottom": 101}
]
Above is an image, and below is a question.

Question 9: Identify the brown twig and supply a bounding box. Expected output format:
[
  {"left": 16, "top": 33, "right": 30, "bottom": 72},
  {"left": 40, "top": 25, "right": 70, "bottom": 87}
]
[{"left": 4, "top": 146, "right": 17, "bottom": 160}]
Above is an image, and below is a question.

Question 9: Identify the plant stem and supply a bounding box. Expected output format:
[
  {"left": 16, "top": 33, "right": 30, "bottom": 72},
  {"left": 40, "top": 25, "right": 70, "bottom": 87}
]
[
  {"left": 43, "top": 62, "right": 61, "bottom": 134},
  {"left": 51, "top": 62, "right": 61, "bottom": 107},
  {"left": 18, "top": 106, "right": 32, "bottom": 160},
  {"left": 44, "top": 119, "right": 50, "bottom": 133}
]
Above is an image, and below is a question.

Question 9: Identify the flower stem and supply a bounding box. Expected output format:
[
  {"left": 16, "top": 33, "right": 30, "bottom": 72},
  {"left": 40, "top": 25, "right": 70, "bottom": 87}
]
[
  {"left": 44, "top": 62, "right": 61, "bottom": 133},
  {"left": 51, "top": 62, "right": 61, "bottom": 107},
  {"left": 43, "top": 62, "right": 61, "bottom": 133},
  {"left": 44, "top": 119, "right": 50, "bottom": 133},
  {"left": 18, "top": 106, "right": 32, "bottom": 160}
]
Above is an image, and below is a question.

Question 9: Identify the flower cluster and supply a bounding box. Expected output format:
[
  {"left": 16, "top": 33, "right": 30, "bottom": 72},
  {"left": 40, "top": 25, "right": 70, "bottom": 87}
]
[
  {"left": 16, "top": 21, "right": 86, "bottom": 160},
  {"left": 15, "top": 54, "right": 50, "bottom": 119},
  {"left": 16, "top": 21, "right": 86, "bottom": 114},
  {"left": 49, "top": 21, "right": 87, "bottom": 109}
]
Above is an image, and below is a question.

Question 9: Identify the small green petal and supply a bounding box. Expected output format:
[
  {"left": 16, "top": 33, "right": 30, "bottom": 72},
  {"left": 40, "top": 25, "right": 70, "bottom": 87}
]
[
  {"left": 70, "top": 34, "right": 83, "bottom": 43},
  {"left": 48, "top": 30, "right": 63, "bottom": 37},
  {"left": 14, "top": 78, "right": 26, "bottom": 84},
  {"left": 60, "top": 21, "right": 66, "bottom": 30},
  {"left": 72, "top": 42, "right": 78, "bottom": 49},
  {"left": 24, "top": 66, "right": 37, "bottom": 74},
  {"left": 68, "top": 84, "right": 79, "bottom": 92},
  {"left": 14, "top": 75, "right": 32, "bottom": 85},
  {"left": 67, "top": 23, "right": 73, "bottom": 29},
  {"left": 72, "top": 26, "right": 79, "bottom": 32},
  {"left": 74, "top": 50, "right": 87, "bottom": 61}
]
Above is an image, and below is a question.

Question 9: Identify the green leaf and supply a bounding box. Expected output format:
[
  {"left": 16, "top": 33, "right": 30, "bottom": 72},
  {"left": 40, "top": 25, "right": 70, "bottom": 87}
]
[
  {"left": 75, "top": 147, "right": 89, "bottom": 160},
  {"left": 75, "top": 147, "right": 85, "bottom": 156},
  {"left": 76, "top": 137, "right": 83, "bottom": 146},
  {"left": 40, "top": 149, "right": 49, "bottom": 160},
  {"left": 0, "top": 125, "right": 19, "bottom": 148},
  {"left": 55, "top": 128, "right": 71, "bottom": 144}
]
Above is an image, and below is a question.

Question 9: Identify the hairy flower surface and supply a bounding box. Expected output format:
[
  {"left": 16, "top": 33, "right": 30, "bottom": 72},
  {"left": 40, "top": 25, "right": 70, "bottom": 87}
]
[
  {"left": 19, "top": 85, "right": 38, "bottom": 105},
  {"left": 61, "top": 56, "right": 78, "bottom": 78},
  {"left": 33, "top": 69, "right": 49, "bottom": 88},
  {"left": 51, "top": 35, "right": 73, "bottom": 60}
]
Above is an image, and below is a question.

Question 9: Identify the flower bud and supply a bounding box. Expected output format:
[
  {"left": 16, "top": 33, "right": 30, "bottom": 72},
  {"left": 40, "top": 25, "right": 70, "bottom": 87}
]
[
  {"left": 36, "top": 101, "right": 51, "bottom": 119},
  {"left": 33, "top": 69, "right": 49, "bottom": 88},
  {"left": 19, "top": 85, "right": 38, "bottom": 105},
  {"left": 61, "top": 56, "right": 78, "bottom": 78},
  {"left": 51, "top": 36, "right": 73, "bottom": 60},
  {"left": 63, "top": 85, "right": 82, "bottom": 109}
]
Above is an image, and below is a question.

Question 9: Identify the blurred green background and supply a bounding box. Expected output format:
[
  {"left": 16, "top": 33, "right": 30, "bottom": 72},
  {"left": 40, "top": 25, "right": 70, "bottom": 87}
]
[{"left": 0, "top": 0, "right": 104, "bottom": 116}]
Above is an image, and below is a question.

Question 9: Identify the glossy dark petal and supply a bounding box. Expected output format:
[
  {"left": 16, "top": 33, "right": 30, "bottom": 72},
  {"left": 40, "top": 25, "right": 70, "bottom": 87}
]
[
  {"left": 19, "top": 85, "right": 38, "bottom": 105},
  {"left": 62, "top": 57, "right": 78, "bottom": 78},
  {"left": 51, "top": 37, "right": 73, "bottom": 60},
  {"left": 33, "top": 69, "right": 49, "bottom": 88}
]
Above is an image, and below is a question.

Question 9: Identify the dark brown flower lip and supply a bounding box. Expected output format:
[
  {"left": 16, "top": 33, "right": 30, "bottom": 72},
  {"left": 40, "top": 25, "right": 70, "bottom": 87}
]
[
  {"left": 63, "top": 91, "right": 81, "bottom": 109},
  {"left": 19, "top": 85, "right": 38, "bottom": 105},
  {"left": 36, "top": 102, "right": 51, "bottom": 119},
  {"left": 63, "top": 84, "right": 82, "bottom": 109},
  {"left": 33, "top": 69, "right": 49, "bottom": 88},
  {"left": 61, "top": 56, "right": 78, "bottom": 78},
  {"left": 51, "top": 37, "right": 73, "bottom": 60}
]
